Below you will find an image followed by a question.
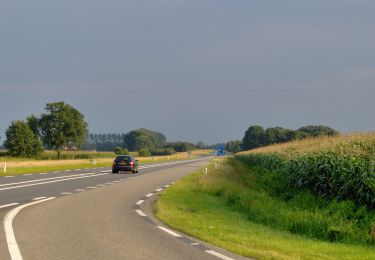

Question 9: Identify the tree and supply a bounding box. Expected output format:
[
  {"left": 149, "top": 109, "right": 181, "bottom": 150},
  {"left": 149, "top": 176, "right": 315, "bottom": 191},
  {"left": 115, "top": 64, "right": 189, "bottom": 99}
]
[
  {"left": 4, "top": 120, "right": 43, "bottom": 157},
  {"left": 39, "top": 102, "right": 88, "bottom": 158},
  {"left": 26, "top": 114, "right": 40, "bottom": 138},
  {"left": 123, "top": 128, "right": 166, "bottom": 152},
  {"left": 298, "top": 125, "right": 339, "bottom": 137},
  {"left": 242, "top": 125, "right": 265, "bottom": 150},
  {"left": 226, "top": 140, "right": 243, "bottom": 154}
]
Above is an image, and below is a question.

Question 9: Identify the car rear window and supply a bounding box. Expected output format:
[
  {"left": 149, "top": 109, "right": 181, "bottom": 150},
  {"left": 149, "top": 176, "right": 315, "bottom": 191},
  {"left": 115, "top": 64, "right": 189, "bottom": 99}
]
[{"left": 115, "top": 156, "right": 131, "bottom": 162}]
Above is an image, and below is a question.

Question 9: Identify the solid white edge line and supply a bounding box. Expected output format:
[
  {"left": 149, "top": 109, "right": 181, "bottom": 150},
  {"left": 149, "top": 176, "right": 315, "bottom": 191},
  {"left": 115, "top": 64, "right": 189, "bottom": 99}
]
[
  {"left": 135, "top": 209, "right": 147, "bottom": 217},
  {"left": 32, "top": 197, "right": 47, "bottom": 201},
  {"left": 136, "top": 200, "right": 144, "bottom": 206},
  {"left": 60, "top": 192, "right": 72, "bottom": 195},
  {"left": 5, "top": 176, "right": 15, "bottom": 178},
  {"left": 0, "top": 172, "right": 104, "bottom": 191},
  {"left": 157, "top": 226, "right": 182, "bottom": 237},
  {"left": 4, "top": 197, "right": 56, "bottom": 260},
  {"left": 205, "top": 250, "right": 234, "bottom": 260},
  {"left": 0, "top": 203, "right": 20, "bottom": 209}
]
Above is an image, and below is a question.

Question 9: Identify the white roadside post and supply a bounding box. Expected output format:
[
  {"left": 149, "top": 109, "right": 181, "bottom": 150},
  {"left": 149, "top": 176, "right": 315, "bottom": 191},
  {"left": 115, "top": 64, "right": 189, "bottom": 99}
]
[
  {"left": 205, "top": 167, "right": 208, "bottom": 175},
  {"left": 3, "top": 162, "right": 7, "bottom": 174}
]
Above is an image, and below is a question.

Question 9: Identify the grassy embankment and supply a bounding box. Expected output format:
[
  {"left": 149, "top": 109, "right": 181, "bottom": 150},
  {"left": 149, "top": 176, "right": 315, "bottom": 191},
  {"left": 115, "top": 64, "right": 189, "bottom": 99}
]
[
  {"left": 0, "top": 149, "right": 212, "bottom": 176},
  {"left": 155, "top": 133, "right": 375, "bottom": 259}
]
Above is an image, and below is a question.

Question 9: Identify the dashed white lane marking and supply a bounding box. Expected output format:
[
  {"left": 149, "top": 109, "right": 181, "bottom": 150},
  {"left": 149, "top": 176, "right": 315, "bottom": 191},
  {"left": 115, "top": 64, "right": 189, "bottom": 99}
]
[
  {"left": 112, "top": 180, "right": 122, "bottom": 183},
  {"left": 5, "top": 176, "right": 15, "bottom": 178},
  {"left": 74, "top": 189, "right": 85, "bottom": 192},
  {"left": 53, "top": 171, "right": 60, "bottom": 173},
  {"left": 136, "top": 200, "right": 144, "bottom": 206},
  {"left": 155, "top": 188, "right": 163, "bottom": 192},
  {"left": 105, "top": 182, "right": 114, "bottom": 185},
  {"left": 0, "top": 203, "right": 19, "bottom": 209},
  {"left": 164, "top": 185, "right": 170, "bottom": 188},
  {"left": 100, "top": 170, "right": 111, "bottom": 173},
  {"left": 4, "top": 197, "right": 56, "bottom": 260},
  {"left": 157, "top": 226, "right": 182, "bottom": 237},
  {"left": 39, "top": 173, "right": 48, "bottom": 175},
  {"left": 146, "top": 193, "right": 154, "bottom": 198},
  {"left": 86, "top": 186, "right": 97, "bottom": 189},
  {"left": 60, "top": 192, "right": 73, "bottom": 195},
  {"left": 23, "top": 174, "right": 32, "bottom": 176},
  {"left": 135, "top": 209, "right": 147, "bottom": 217},
  {"left": 205, "top": 250, "right": 234, "bottom": 260},
  {"left": 96, "top": 184, "right": 105, "bottom": 187},
  {"left": 76, "top": 169, "right": 81, "bottom": 171},
  {"left": 32, "top": 197, "right": 47, "bottom": 201},
  {"left": 65, "top": 170, "right": 71, "bottom": 172},
  {"left": 191, "top": 242, "right": 199, "bottom": 246}
]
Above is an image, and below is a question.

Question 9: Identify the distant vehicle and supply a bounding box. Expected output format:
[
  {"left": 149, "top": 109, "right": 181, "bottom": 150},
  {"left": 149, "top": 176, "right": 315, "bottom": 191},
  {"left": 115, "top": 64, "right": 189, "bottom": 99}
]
[{"left": 112, "top": 155, "right": 139, "bottom": 174}]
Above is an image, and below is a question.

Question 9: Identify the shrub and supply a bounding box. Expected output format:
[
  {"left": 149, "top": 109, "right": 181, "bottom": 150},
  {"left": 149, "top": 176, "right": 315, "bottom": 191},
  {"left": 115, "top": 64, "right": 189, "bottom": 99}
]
[{"left": 138, "top": 148, "right": 151, "bottom": 157}]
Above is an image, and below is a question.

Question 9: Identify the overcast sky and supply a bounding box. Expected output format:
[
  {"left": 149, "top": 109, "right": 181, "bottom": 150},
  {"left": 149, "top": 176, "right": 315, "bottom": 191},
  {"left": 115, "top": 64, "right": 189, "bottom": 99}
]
[{"left": 1, "top": 0, "right": 374, "bottom": 144}]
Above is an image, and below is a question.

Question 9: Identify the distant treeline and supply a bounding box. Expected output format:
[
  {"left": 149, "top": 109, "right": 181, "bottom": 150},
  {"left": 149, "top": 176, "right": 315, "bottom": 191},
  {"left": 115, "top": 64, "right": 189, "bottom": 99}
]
[
  {"left": 225, "top": 125, "right": 339, "bottom": 153},
  {"left": 83, "top": 128, "right": 201, "bottom": 155}
]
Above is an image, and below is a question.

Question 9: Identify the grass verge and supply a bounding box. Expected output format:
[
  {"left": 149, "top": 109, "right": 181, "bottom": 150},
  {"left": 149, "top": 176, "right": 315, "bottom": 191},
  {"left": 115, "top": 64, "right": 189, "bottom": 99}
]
[{"left": 155, "top": 162, "right": 375, "bottom": 259}]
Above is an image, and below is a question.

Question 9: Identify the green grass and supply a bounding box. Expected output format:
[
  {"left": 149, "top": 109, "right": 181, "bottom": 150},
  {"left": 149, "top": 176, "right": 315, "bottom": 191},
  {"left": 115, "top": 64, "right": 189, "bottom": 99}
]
[{"left": 155, "top": 164, "right": 375, "bottom": 259}]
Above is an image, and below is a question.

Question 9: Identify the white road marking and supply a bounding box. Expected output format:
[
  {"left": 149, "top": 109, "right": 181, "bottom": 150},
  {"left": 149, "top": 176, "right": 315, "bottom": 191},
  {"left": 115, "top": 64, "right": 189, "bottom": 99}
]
[
  {"left": 76, "top": 169, "right": 81, "bottom": 171},
  {"left": 4, "top": 197, "right": 55, "bottom": 260},
  {"left": 0, "top": 172, "right": 97, "bottom": 188},
  {"left": 100, "top": 170, "right": 111, "bottom": 173},
  {"left": 164, "top": 185, "right": 170, "bottom": 188},
  {"left": 146, "top": 193, "right": 153, "bottom": 198},
  {"left": 23, "top": 174, "right": 32, "bottom": 176},
  {"left": 191, "top": 242, "right": 199, "bottom": 246},
  {"left": 5, "top": 176, "right": 14, "bottom": 178},
  {"left": 32, "top": 197, "right": 47, "bottom": 201},
  {"left": 74, "top": 189, "right": 85, "bottom": 192},
  {"left": 112, "top": 180, "right": 122, "bottom": 183},
  {"left": 0, "top": 203, "right": 19, "bottom": 209},
  {"left": 86, "top": 186, "right": 97, "bottom": 189},
  {"left": 60, "top": 192, "right": 73, "bottom": 195},
  {"left": 155, "top": 188, "right": 163, "bottom": 192},
  {"left": 65, "top": 170, "right": 71, "bottom": 172},
  {"left": 136, "top": 200, "right": 144, "bottom": 206},
  {"left": 53, "top": 171, "right": 60, "bottom": 173},
  {"left": 205, "top": 250, "right": 234, "bottom": 260},
  {"left": 39, "top": 173, "right": 48, "bottom": 175},
  {"left": 0, "top": 173, "right": 106, "bottom": 191},
  {"left": 105, "top": 182, "right": 114, "bottom": 185},
  {"left": 96, "top": 184, "right": 105, "bottom": 187},
  {"left": 135, "top": 209, "right": 147, "bottom": 217},
  {"left": 157, "top": 226, "right": 182, "bottom": 237}
]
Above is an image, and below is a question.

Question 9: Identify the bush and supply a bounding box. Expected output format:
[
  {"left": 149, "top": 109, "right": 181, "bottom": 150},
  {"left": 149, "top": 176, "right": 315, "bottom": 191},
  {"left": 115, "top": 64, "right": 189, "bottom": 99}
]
[{"left": 138, "top": 148, "right": 151, "bottom": 157}]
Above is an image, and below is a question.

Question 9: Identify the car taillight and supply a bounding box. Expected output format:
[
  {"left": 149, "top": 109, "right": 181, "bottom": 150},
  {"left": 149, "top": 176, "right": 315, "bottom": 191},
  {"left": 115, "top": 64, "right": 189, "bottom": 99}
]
[{"left": 129, "top": 161, "right": 134, "bottom": 166}]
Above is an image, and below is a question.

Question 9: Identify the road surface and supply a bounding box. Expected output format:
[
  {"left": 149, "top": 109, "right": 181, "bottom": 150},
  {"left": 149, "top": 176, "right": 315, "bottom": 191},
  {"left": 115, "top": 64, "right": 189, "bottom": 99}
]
[{"left": 0, "top": 158, "right": 246, "bottom": 260}]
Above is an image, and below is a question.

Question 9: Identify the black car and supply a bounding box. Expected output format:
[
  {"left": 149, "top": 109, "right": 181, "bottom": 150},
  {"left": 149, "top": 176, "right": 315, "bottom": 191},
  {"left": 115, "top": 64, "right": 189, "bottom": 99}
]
[{"left": 112, "top": 155, "right": 139, "bottom": 174}]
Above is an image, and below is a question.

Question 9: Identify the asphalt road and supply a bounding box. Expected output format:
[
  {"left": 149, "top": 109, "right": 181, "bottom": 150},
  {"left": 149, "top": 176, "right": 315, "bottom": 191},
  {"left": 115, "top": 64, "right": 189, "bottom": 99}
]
[{"left": 0, "top": 158, "right": 246, "bottom": 260}]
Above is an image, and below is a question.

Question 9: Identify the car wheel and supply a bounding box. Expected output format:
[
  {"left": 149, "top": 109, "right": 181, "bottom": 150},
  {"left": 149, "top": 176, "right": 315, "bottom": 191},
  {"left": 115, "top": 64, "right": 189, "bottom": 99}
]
[{"left": 112, "top": 170, "right": 118, "bottom": 173}]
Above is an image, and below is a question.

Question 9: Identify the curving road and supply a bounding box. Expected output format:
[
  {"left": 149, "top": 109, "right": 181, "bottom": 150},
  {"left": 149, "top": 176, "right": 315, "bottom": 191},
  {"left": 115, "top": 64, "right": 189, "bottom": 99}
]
[{"left": 1, "top": 159, "right": 246, "bottom": 260}]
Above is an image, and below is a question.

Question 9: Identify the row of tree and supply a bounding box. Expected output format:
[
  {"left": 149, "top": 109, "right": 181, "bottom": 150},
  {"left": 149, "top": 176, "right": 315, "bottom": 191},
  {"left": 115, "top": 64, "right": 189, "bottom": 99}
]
[
  {"left": 84, "top": 128, "right": 200, "bottom": 155},
  {"left": 224, "top": 125, "right": 338, "bottom": 153},
  {"left": 3, "top": 102, "right": 88, "bottom": 158},
  {"left": 231, "top": 125, "right": 338, "bottom": 152}
]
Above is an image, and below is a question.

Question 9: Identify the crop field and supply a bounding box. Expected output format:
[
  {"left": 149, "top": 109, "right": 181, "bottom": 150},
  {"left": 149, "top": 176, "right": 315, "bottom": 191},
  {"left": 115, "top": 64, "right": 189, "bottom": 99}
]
[{"left": 156, "top": 133, "right": 375, "bottom": 259}]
